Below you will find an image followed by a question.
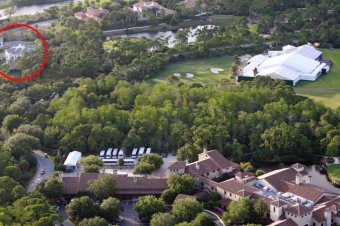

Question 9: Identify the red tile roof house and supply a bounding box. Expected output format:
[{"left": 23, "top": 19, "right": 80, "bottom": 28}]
[
  {"left": 74, "top": 6, "right": 109, "bottom": 21},
  {"left": 132, "top": 1, "right": 176, "bottom": 20},
  {"left": 169, "top": 151, "right": 340, "bottom": 226}
]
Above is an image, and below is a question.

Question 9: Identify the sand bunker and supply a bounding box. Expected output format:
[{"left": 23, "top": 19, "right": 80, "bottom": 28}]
[
  {"left": 173, "top": 73, "right": 181, "bottom": 77},
  {"left": 210, "top": 68, "right": 224, "bottom": 74},
  {"left": 186, "top": 73, "right": 194, "bottom": 78}
]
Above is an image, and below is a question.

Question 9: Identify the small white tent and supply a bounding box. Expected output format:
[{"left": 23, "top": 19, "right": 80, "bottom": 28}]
[{"left": 64, "top": 151, "right": 82, "bottom": 170}]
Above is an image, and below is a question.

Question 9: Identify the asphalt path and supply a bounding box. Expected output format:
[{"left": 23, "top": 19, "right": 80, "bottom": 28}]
[{"left": 25, "top": 150, "right": 54, "bottom": 192}]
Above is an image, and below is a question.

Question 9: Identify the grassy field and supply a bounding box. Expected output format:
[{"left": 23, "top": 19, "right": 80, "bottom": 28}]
[
  {"left": 146, "top": 56, "right": 233, "bottom": 86},
  {"left": 295, "top": 49, "right": 340, "bottom": 109},
  {"left": 328, "top": 164, "right": 340, "bottom": 181},
  {"left": 0, "top": 1, "right": 11, "bottom": 9}
]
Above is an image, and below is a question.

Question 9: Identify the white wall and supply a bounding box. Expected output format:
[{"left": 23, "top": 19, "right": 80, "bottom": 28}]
[{"left": 285, "top": 211, "right": 312, "bottom": 226}]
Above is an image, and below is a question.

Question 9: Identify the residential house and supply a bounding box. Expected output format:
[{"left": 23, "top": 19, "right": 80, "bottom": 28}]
[
  {"left": 4, "top": 43, "right": 35, "bottom": 70},
  {"left": 74, "top": 6, "right": 109, "bottom": 21},
  {"left": 132, "top": 1, "right": 176, "bottom": 20}
]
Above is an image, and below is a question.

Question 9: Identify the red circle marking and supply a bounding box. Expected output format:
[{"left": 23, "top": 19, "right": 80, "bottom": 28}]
[{"left": 0, "top": 23, "right": 48, "bottom": 82}]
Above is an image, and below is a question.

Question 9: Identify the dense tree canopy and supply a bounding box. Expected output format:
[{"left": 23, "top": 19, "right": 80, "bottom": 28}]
[
  {"left": 88, "top": 174, "right": 116, "bottom": 200},
  {"left": 134, "top": 195, "right": 166, "bottom": 221}
]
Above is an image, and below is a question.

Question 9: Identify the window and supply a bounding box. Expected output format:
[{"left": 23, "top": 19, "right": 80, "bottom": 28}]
[
  {"left": 273, "top": 207, "right": 276, "bottom": 212},
  {"left": 321, "top": 223, "right": 323, "bottom": 226}
]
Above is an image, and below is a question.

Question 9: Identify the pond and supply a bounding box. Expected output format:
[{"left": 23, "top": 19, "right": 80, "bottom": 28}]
[
  {"left": 109, "top": 25, "right": 215, "bottom": 48},
  {"left": 0, "top": 0, "right": 78, "bottom": 19}
]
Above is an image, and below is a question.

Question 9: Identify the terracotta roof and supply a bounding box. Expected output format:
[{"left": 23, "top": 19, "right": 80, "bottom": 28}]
[
  {"left": 287, "top": 184, "right": 329, "bottom": 202},
  {"left": 62, "top": 176, "right": 80, "bottom": 194},
  {"left": 194, "top": 191, "right": 209, "bottom": 199},
  {"left": 186, "top": 158, "right": 220, "bottom": 176},
  {"left": 259, "top": 168, "right": 297, "bottom": 192},
  {"left": 168, "top": 161, "right": 186, "bottom": 170},
  {"left": 74, "top": 12, "right": 87, "bottom": 20},
  {"left": 268, "top": 218, "right": 297, "bottom": 226},
  {"left": 236, "top": 189, "right": 252, "bottom": 197},
  {"left": 78, "top": 173, "right": 99, "bottom": 192},
  {"left": 197, "top": 175, "right": 219, "bottom": 187},
  {"left": 285, "top": 204, "right": 312, "bottom": 216},
  {"left": 217, "top": 179, "right": 259, "bottom": 194},
  {"left": 115, "top": 176, "right": 168, "bottom": 195},
  {"left": 312, "top": 196, "right": 340, "bottom": 223},
  {"left": 62, "top": 173, "right": 168, "bottom": 195},
  {"left": 219, "top": 198, "right": 232, "bottom": 207},
  {"left": 205, "top": 150, "right": 240, "bottom": 169},
  {"left": 271, "top": 199, "right": 288, "bottom": 207},
  {"left": 86, "top": 7, "right": 108, "bottom": 17}
]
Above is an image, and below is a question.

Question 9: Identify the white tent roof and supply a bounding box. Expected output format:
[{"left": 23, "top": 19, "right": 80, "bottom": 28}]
[
  {"left": 242, "top": 44, "right": 325, "bottom": 85},
  {"left": 295, "top": 44, "right": 322, "bottom": 59},
  {"left": 64, "top": 151, "right": 82, "bottom": 167},
  {"left": 258, "top": 52, "right": 320, "bottom": 74}
]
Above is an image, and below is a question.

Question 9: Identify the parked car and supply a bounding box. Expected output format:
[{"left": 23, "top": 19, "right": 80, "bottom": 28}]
[
  {"left": 40, "top": 169, "right": 45, "bottom": 175},
  {"left": 44, "top": 153, "right": 48, "bottom": 158}
]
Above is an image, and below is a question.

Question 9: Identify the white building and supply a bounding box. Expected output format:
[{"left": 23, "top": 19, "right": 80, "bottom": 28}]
[
  {"left": 64, "top": 151, "right": 82, "bottom": 171},
  {"left": 132, "top": 1, "right": 176, "bottom": 20},
  {"left": 4, "top": 43, "right": 35, "bottom": 69},
  {"left": 242, "top": 44, "right": 331, "bottom": 85}
]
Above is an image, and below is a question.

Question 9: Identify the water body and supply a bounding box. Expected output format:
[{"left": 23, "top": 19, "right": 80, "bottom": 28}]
[
  {"left": 110, "top": 25, "right": 215, "bottom": 48},
  {"left": 0, "top": 0, "right": 79, "bottom": 19}
]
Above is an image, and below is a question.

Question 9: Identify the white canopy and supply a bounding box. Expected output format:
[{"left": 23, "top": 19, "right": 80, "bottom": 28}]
[{"left": 64, "top": 151, "right": 82, "bottom": 167}]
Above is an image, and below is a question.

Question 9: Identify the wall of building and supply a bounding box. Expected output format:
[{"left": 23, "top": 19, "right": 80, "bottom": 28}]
[
  {"left": 285, "top": 211, "right": 312, "bottom": 226},
  {"left": 270, "top": 204, "right": 287, "bottom": 221}
]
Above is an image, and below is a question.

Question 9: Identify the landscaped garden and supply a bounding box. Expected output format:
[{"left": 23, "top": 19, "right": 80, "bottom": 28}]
[
  {"left": 146, "top": 55, "right": 233, "bottom": 86},
  {"left": 295, "top": 49, "right": 340, "bottom": 108},
  {"left": 327, "top": 164, "right": 340, "bottom": 182}
]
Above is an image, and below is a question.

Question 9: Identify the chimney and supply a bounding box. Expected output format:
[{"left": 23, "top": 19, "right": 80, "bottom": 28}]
[
  {"left": 196, "top": 163, "right": 200, "bottom": 170},
  {"left": 295, "top": 173, "right": 302, "bottom": 185},
  {"left": 324, "top": 208, "right": 332, "bottom": 226}
]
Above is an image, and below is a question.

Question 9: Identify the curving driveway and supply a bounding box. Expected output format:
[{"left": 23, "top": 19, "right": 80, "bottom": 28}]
[
  {"left": 204, "top": 209, "right": 225, "bottom": 226},
  {"left": 26, "top": 150, "right": 55, "bottom": 192}
]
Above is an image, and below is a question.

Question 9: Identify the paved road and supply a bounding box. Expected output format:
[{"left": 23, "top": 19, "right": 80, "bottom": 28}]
[
  {"left": 204, "top": 209, "right": 225, "bottom": 226},
  {"left": 58, "top": 206, "right": 75, "bottom": 226},
  {"left": 119, "top": 201, "right": 148, "bottom": 226},
  {"left": 26, "top": 150, "right": 55, "bottom": 192}
]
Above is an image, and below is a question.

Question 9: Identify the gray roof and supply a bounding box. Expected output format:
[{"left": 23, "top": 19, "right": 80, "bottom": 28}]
[{"left": 6, "top": 44, "right": 35, "bottom": 55}]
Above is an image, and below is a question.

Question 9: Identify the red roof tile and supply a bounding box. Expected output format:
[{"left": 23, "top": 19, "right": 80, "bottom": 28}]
[
  {"left": 217, "top": 179, "right": 259, "bottom": 194},
  {"left": 206, "top": 150, "right": 240, "bottom": 169},
  {"left": 168, "top": 161, "right": 186, "bottom": 170}
]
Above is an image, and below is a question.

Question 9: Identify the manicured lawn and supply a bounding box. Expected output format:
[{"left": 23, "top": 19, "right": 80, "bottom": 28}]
[
  {"left": 327, "top": 164, "right": 340, "bottom": 181},
  {"left": 294, "top": 49, "right": 340, "bottom": 108},
  {"left": 146, "top": 56, "right": 233, "bottom": 86}
]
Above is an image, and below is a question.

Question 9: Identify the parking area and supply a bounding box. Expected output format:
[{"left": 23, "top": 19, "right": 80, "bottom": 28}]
[
  {"left": 101, "top": 154, "right": 177, "bottom": 178},
  {"left": 119, "top": 201, "right": 148, "bottom": 226}
]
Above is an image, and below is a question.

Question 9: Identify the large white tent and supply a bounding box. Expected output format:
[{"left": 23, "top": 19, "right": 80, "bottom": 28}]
[
  {"left": 242, "top": 44, "right": 330, "bottom": 85},
  {"left": 64, "top": 151, "right": 82, "bottom": 170}
]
